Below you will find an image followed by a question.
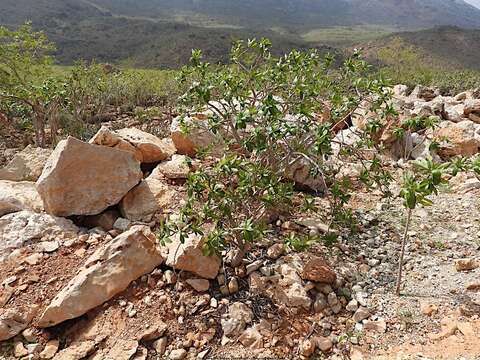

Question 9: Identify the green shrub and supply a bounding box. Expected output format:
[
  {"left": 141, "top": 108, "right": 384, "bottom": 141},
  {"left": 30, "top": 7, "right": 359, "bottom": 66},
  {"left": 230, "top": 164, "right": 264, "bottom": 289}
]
[{"left": 158, "top": 39, "right": 396, "bottom": 256}]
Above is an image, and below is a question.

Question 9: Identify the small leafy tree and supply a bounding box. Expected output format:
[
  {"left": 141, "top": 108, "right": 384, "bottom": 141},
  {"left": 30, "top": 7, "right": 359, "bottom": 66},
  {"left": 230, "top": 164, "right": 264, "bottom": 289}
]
[
  {"left": 159, "top": 39, "right": 398, "bottom": 257},
  {"left": 396, "top": 158, "right": 451, "bottom": 295},
  {"left": 0, "top": 23, "right": 56, "bottom": 146}
]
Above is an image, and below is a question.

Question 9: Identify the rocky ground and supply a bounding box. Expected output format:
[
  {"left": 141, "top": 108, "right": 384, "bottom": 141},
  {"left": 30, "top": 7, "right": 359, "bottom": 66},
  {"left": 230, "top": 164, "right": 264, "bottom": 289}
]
[{"left": 0, "top": 86, "right": 479, "bottom": 360}]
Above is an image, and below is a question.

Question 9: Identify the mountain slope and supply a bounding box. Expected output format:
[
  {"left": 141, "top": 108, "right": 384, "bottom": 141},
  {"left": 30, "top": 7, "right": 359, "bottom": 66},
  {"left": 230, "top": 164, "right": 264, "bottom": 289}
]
[
  {"left": 88, "top": 0, "right": 480, "bottom": 29},
  {"left": 359, "top": 26, "right": 480, "bottom": 70},
  {"left": 3, "top": 0, "right": 480, "bottom": 30},
  {"left": 1, "top": 0, "right": 480, "bottom": 69}
]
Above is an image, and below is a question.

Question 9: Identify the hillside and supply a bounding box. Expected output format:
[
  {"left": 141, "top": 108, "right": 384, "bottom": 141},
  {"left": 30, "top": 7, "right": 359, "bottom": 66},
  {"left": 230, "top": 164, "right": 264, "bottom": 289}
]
[
  {"left": 1, "top": 0, "right": 480, "bottom": 68},
  {"left": 46, "top": 17, "right": 329, "bottom": 68},
  {"left": 359, "top": 26, "right": 480, "bottom": 71},
  {"left": 86, "top": 0, "right": 480, "bottom": 29}
]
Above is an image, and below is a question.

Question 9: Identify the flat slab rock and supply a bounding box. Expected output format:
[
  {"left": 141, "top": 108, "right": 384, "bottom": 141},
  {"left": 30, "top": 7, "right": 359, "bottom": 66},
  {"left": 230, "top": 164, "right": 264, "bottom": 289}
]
[
  {"left": 37, "top": 226, "right": 164, "bottom": 327},
  {"left": 36, "top": 137, "right": 142, "bottom": 216}
]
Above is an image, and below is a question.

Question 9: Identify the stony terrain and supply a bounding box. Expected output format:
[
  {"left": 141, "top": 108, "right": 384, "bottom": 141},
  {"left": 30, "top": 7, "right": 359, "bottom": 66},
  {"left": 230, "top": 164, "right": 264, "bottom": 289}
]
[{"left": 0, "top": 85, "right": 480, "bottom": 360}]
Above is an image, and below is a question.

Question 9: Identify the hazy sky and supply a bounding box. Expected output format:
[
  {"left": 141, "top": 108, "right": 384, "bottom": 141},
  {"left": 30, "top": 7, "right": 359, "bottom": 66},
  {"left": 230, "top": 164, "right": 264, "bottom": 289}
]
[{"left": 464, "top": 0, "right": 480, "bottom": 8}]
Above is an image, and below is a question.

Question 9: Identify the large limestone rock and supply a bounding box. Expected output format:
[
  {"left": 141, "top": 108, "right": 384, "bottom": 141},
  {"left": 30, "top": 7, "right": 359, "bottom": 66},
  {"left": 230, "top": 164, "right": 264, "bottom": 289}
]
[
  {"left": 120, "top": 172, "right": 179, "bottom": 222},
  {"left": 115, "top": 128, "right": 176, "bottom": 163},
  {"left": 0, "top": 145, "right": 52, "bottom": 181},
  {"left": 36, "top": 137, "right": 142, "bottom": 216},
  {"left": 0, "top": 181, "right": 44, "bottom": 216},
  {"left": 434, "top": 121, "right": 480, "bottom": 158},
  {"left": 90, "top": 127, "right": 176, "bottom": 163},
  {"left": 165, "top": 233, "right": 221, "bottom": 279},
  {"left": 89, "top": 126, "right": 142, "bottom": 161},
  {"left": 37, "top": 226, "right": 164, "bottom": 327},
  {"left": 0, "top": 210, "right": 78, "bottom": 261}
]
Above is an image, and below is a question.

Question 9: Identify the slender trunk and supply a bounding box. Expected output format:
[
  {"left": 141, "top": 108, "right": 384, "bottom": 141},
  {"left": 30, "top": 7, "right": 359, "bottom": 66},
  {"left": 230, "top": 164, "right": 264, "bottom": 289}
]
[{"left": 396, "top": 208, "right": 413, "bottom": 296}]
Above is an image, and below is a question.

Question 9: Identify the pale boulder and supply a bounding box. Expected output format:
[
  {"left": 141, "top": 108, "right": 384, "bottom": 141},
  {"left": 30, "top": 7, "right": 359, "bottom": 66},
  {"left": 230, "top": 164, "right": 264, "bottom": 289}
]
[
  {"left": 89, "top": 126, "right": 143, "bottom": 161},
  {"left": 0, "top": 145, "right": 52, "bottom": 181},
  {"left": 165, "top": 233, "right": 221, "bottom": 279},
  {"left": 0, "top": 306, "right": 38, "bottom": 341},
  {"left": 90, "top": 126, "right": 176, "bottom": 163},
  {"left": 37, "top": 226, "right": 164, "bottom": 327},
  {"left": 0, "top": 210, "right": 78, "bottom": 261},
  {"left": 0, "top": 180, "right": 44, "bottom": 216},
  {"left": 170, "top": 115, "right": 223, "bottom": 157},
  {"left": 120, "top": 175, "right": 179, "bottom": 222},
  {"left": 152, "top": 155, "right": 190, "bottom": 180},
  {"left": 36, "top": 137, "right": 142, "bottom": 216},
  {"left": 52, "top": 341, "right": 96, "bottom": 360},
  {"left": 115, "top": 128, "right": 176, "bottom": 163},
  {"left": 434, "top": 121, "right": 480, "bottom": 158}
]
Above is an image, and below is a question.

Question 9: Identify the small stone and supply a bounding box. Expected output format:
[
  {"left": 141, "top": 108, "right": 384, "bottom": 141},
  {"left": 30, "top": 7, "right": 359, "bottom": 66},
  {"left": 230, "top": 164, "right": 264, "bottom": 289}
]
[
  {"left": 267, "top": 243, "right": 284, "bottom": 259},
  {"left": 113, "top": 217, "right": 131, "bottom": 231},
  {"left": 132, "top": 346, "right": 148, "bottom": 360},
  {"left": 246, "top": 260, "right": 263, "bottom": 275},
  {"left": 455, "top": 258, "right": 479, "bottom": 271},
  {"left": 2, "top": 276, "right": 17, "bottom": 286},
  {"left": 26, "top": 343, "right": 39, "bottom": 354},
  {"left": 22, "top": 328, "right": 37, "bottom": 342},
  {"left": 327, "top": 293, "right": 338, "bottom": 307},
  {"left": 346, "top": 299, "right": 359, "bottom": 312},
  {"left": 164, "top": 270, "right": 177, "bottom": 285},
  {"left": 217, "top": 274, "right": 226, "bottom": 286},
  {"left": 300, "top": 339, "right": 316, "bottom": 357},
  {"left": 197, "top": 349, "right": 209, "bottom": 359},
  {"left": 186, "top": 278, "right": 210, "bottom": 292},
  {"left": 228, "top": 277, "right": 239, "bottom": 294},
  {"left": 301, "top": 256, "right": 336, "bottom": 284},
  {"left": 138, "top": 322, "right": 167, "bottom": 341},
  {"left": 210, "top": 298, "right": 218, "bottom": 308},
  {"left": 316, "top": 336, "right": 333, "bottom": 352},
  {"left": 153, "top": 337, "right": 168, "bottom": 356},
  {"left": 363, "top": 319, "right": 387, "bottom": 333},
  {"left": 37, "top": 240, "right": 60, "bottom": 253},
  {"left": 420, "top": 302, "right": 438, "bottom": 316},
  {"left": 14, "top": 341, "right": 28, "bottom": 358},
  {"left": 353, "top": 307, "right": 370, "bottom": 323},
  {"left": 24, "top": 253, "right": 43, "bottom": 265},
  {"left": 169, "top": 348, "right": 187, "bottom": 360},
  {"left": 314, "top": 293, "right": 328, "bottom": 313},
  {"left": 466, "top": 282, "right": 480, "bottom": 291},
  {"left": 39, "top": 339, "right": 59, "bottom": 359},
  {"left": 358, "top": 264, "right": 370, "bottom": 274}
]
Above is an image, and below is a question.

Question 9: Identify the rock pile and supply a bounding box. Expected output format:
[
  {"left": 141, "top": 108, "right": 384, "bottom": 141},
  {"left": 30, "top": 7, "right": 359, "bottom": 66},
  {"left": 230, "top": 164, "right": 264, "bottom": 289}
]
[{"left": 1, "top": 86, "right": 480, "bottom": 359}]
